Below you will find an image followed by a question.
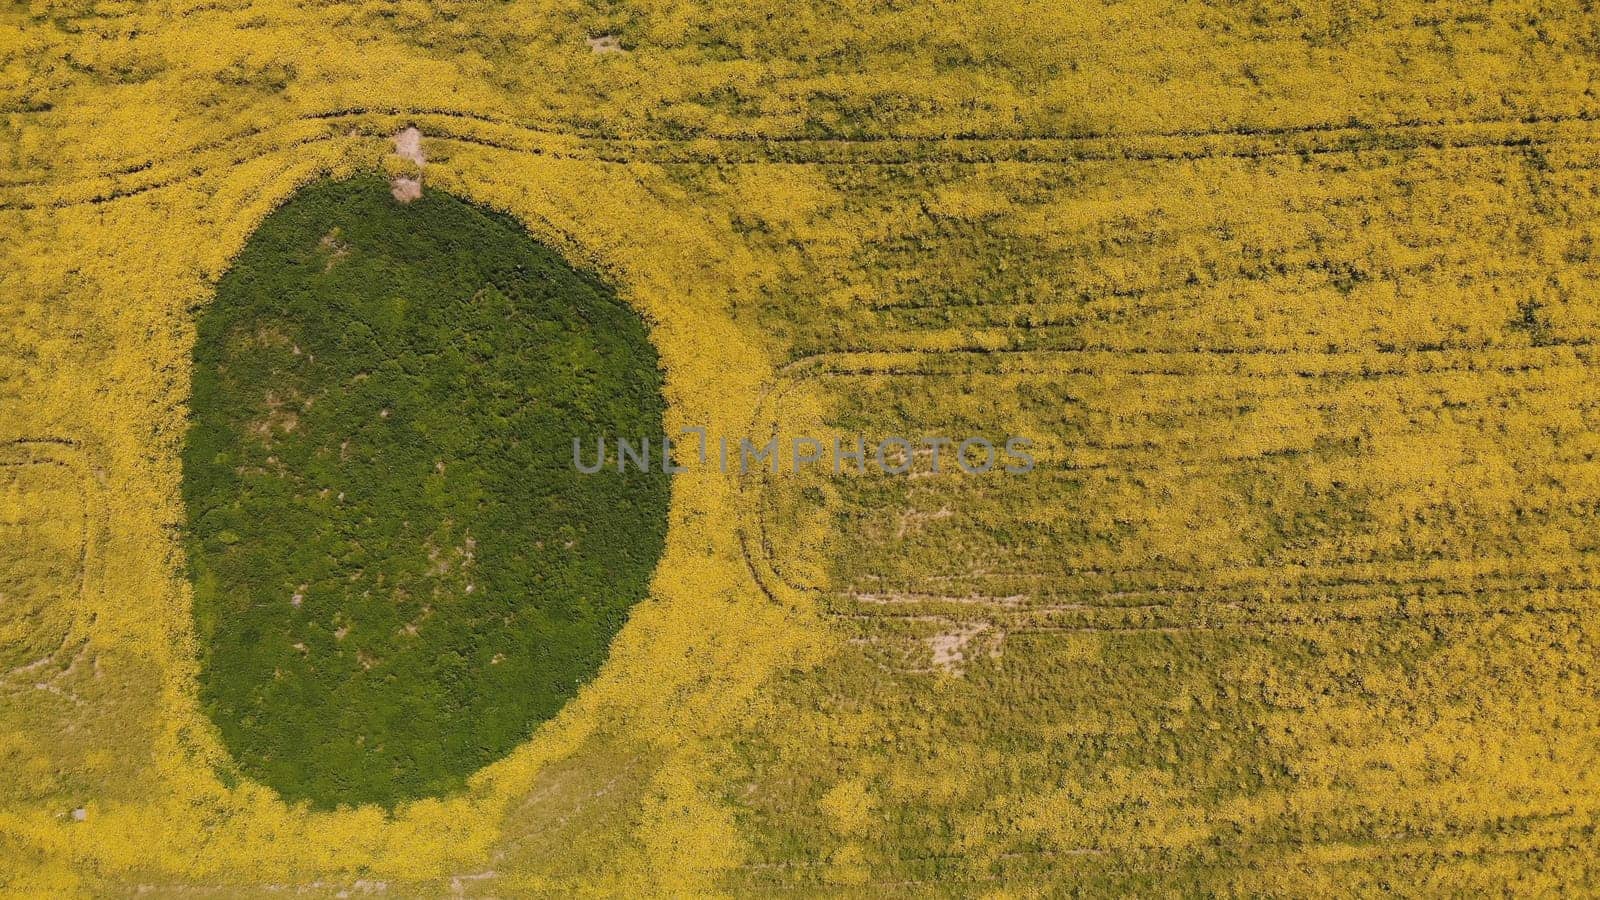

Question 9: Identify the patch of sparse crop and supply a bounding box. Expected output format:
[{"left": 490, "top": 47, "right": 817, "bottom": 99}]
[{"left": 182, "top": 176, "right": 668, "bottom": 808}]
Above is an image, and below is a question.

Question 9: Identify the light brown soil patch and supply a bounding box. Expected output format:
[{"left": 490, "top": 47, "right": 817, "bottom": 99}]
[
  {"left": 390, "top": 127, "right": 425, "bottom": 203},
  {"left": 318, "top": 228, "right": 350, "bottom": 270},
  {"left": 393, "top": 127, "right": 425, "bottom": 165},
  {"left": 928, "top": 621, "right": 992, "bottom": 675},
  {"left": 391, "top": 178, "right": 422, "bottom": 203}
]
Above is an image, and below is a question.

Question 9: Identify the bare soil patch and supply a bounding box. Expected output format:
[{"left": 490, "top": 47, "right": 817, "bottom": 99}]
[{"left": 390, "top": 127, "right": 425, "bottom": 203}]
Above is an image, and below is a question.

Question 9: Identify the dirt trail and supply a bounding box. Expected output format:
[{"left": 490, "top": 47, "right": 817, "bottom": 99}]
[{"left": 390, "top": 127, "right": 425, "bottom": 203}]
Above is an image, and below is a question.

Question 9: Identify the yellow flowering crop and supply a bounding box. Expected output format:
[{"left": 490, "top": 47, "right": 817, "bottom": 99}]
[{"left": 4, "top": 0, "right": 1600, "bottom": 894}]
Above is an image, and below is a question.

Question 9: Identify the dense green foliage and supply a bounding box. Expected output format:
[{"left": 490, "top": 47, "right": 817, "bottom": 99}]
[{"left": 182, "top": 176, "right": 668, "bottom": 808}]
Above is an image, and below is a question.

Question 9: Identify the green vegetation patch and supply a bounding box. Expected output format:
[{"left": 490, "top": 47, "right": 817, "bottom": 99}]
[{"left": 182, "top": 176, "right": 668, "bottom": 808}]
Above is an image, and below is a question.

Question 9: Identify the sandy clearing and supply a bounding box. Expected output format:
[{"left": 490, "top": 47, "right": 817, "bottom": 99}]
[
  {"left": 392, "top": 127, "right": 425, "bottom": 165},
  {"left": 390, "top": 127, "right": 425, "bottom": 203},
  {"left": 928, "top": 621, "right": 990, "bottom": 674}
]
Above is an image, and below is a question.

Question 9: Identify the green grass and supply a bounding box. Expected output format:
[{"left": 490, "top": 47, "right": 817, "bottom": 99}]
[{"left": 182, "top": 175, "right": 668, "bottom": 808}]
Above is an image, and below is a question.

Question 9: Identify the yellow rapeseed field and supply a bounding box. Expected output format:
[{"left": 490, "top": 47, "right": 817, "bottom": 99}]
[{"left": 4, "top": 0, "right": 1600, "bottom": 894}]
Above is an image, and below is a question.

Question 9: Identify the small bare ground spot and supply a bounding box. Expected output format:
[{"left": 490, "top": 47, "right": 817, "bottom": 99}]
[
  {"left": 389, "top": 127, "right": 426, "bottom": 203},
  {"left": 319, "top": 228, "right": 351, "bottom": 270},
  {"left": 393, "top": 127, "right": 425, "bottom": 165},
  {"left": 586, "top": 34, "right": 625, "bottom": 53},
  {"left": 928, "top": 621, "right": 999, "bottom": 675},
  {"left": 249, "top": 390, "right": 305, "bottom": 445},
  {"left": 391, "top": 178, "right": 422, "bottom": 203}
]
